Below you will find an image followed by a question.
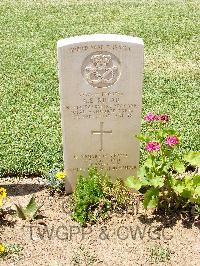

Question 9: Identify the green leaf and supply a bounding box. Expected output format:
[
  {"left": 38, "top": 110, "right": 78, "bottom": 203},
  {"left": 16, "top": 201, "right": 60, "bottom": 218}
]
[
  {"left": 164, "top": 128, "right": 178, "bottom": 136},
  {"left": 144, "top": 157, "right": 153, "bottom": 168},
  {"left": 137, "top": 166, "right": 146, "bottom": 178},
  {"left": 15, "top": 204, "right": 26, "bottom": 220},
  {"left": 143, "top": 188, "right": 159, "bottom": 209},
  {"left": 173, "top": 181, "right": 185, "bottom": 194},
  {"left": 25, "top": 196, "right": 37, "bottom": 213},
  {"left": 15, "top": 197, "right": 41, "bottom": 220},
  {"left": 125, "top": 176, "right": 142, "bottom": 190},
  {"left": 24, "top": 196, "right": 40, "bottom": 219},
  {"left": 184, "top": 175, "right": 193, "bottom": 183},
  {"left": 173, "top": 158, "right": 185, "bottom": 173},
  {"left": 184, "top": 151, "right": 200, "bottom": 167},
  {"left": 194, "top": 186, "right": 200, "bottom": 197},
  {"left": 140, "top": 177, "right": 151, "bottom": 186},
  {"left": 157, "top": 129, "right": 164, "bottom": 138},
  {"left": 181, "top": 189, "right": 192, "bottom": 199},
  {"left": 168, "top": 176, "right": 177, "bottom": 187},
  {"left": 162, "top": 162, "right": 171, "bottom": 173},
  {"left": 150, "top": 176, "right": 164, "bottom": 188},
  {"left": 135, "top": 134, "right": 150, "bottom": 142},
  {"left": 193, "top": 175, "right": 200, "bottom": 187},
  {"left": 184, "top": 175, "right": 193, "bottom": 190}
]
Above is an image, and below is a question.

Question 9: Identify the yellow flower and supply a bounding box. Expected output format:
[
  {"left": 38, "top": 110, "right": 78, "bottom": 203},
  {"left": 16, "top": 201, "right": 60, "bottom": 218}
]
[
  {"left": 0, "top": 188, "right": 7, "bottom": 198},
  {"left": 55, "top": 172, "right": 66, "bottom": 180},
  {"left": 0, "top": 244, "right": 5, "bottom": 254}
]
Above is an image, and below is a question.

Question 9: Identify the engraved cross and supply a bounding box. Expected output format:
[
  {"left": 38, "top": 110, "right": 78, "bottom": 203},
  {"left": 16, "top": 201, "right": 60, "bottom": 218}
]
[{"left": 91, "top": 122, "right": 112, "bottom": 151}]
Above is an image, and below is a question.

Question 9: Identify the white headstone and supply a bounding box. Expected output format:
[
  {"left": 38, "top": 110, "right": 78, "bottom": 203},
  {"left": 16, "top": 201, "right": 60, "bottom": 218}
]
[{"left": 57, "top": 34, "right": 144, "bottom": 193}]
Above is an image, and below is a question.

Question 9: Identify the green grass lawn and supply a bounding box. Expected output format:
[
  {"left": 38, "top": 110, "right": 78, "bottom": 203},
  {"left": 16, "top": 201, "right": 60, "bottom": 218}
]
[{"left": 0, "top": 0, "right": 199, "bottom": 176}]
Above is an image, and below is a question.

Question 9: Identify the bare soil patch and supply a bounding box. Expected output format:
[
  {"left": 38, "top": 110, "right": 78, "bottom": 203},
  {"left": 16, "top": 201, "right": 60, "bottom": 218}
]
[{"left": 0, "top": 176, "right": 199, "bottom": 266}]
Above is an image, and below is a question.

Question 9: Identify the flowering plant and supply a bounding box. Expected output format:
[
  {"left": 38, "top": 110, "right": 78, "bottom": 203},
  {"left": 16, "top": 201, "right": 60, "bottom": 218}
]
[
  {"left": 0, "top": 243, "right": 23, "bottom": 259},
  {"left": 126, "top": 113, "right": 200, "bottom": 210},
  {"left": 0, "top": 187, "right": 7, "bottom": 208},
  {"left": 43, "top": 169, "right": 65, "bottom": 193},
  {"left": 0, "top": 244, "right": 5, "bottom": 256}
]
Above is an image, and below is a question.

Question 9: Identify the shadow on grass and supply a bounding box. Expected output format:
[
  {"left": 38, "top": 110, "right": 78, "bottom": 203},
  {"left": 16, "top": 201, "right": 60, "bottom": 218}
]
[{"left": 1, "top": 183, "right": 45, "bottom": 197}]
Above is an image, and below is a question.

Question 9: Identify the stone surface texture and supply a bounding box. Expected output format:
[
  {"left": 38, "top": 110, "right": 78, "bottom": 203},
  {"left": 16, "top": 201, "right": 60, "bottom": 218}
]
[{"left": 57, "top": 34, "right": 144, "bottom": 193}]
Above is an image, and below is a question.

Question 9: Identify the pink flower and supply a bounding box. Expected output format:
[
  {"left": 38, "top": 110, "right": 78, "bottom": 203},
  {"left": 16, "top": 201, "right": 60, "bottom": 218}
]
[
  {"left": 159, "top": 114, "right": 169, "bottom": 122},
  {"left": 145, "top": 141, "right": 161, "bottom": 152},
  {"left": 165, "top": 136, "right": 179, "bottom": 146},
  {"left": 144, "top": 113, "right": 170, "bottom": 123},
  {"left": 144, "top": 113, "right": 157, "bottom": 121}
]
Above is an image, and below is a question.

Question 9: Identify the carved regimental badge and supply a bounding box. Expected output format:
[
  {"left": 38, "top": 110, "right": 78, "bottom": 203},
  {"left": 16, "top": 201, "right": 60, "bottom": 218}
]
[{"left": 82, "top": 52, "right": 120, "bottom": 88}]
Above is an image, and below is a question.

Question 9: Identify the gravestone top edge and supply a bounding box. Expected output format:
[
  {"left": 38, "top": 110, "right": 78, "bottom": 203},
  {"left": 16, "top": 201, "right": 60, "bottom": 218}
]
[{"left": 57, "top": 34, "right": 144, "bottom": 48}]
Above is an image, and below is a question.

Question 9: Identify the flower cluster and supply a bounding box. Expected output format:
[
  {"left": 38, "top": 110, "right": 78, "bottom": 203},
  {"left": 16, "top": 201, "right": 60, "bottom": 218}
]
[
  {"left": 55, "top": 172, "right": 66, "bottom": 180},
  {"left": 0, "top": 243, "right": 5, "bottom": 255},
  {"left": 144, "top": 112, "right": 169, "bottom": 123},
  {"left": 166, "top": 135, "right": 179, "bottom": 146},
  {"left": 44, "top": 169, "right": 66, "bottom": 193},
  {"left": 145, "top": 141, "right": 161, "bottom": 152},
  {"left": 0, "top": 187, "right": 7, "bottom": 207},
  {"left": 128, "top": 112, "right": 200, "bottom": 211},
  {"left": 144, "top": 113, "right": 179, "bottom": 152}
]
